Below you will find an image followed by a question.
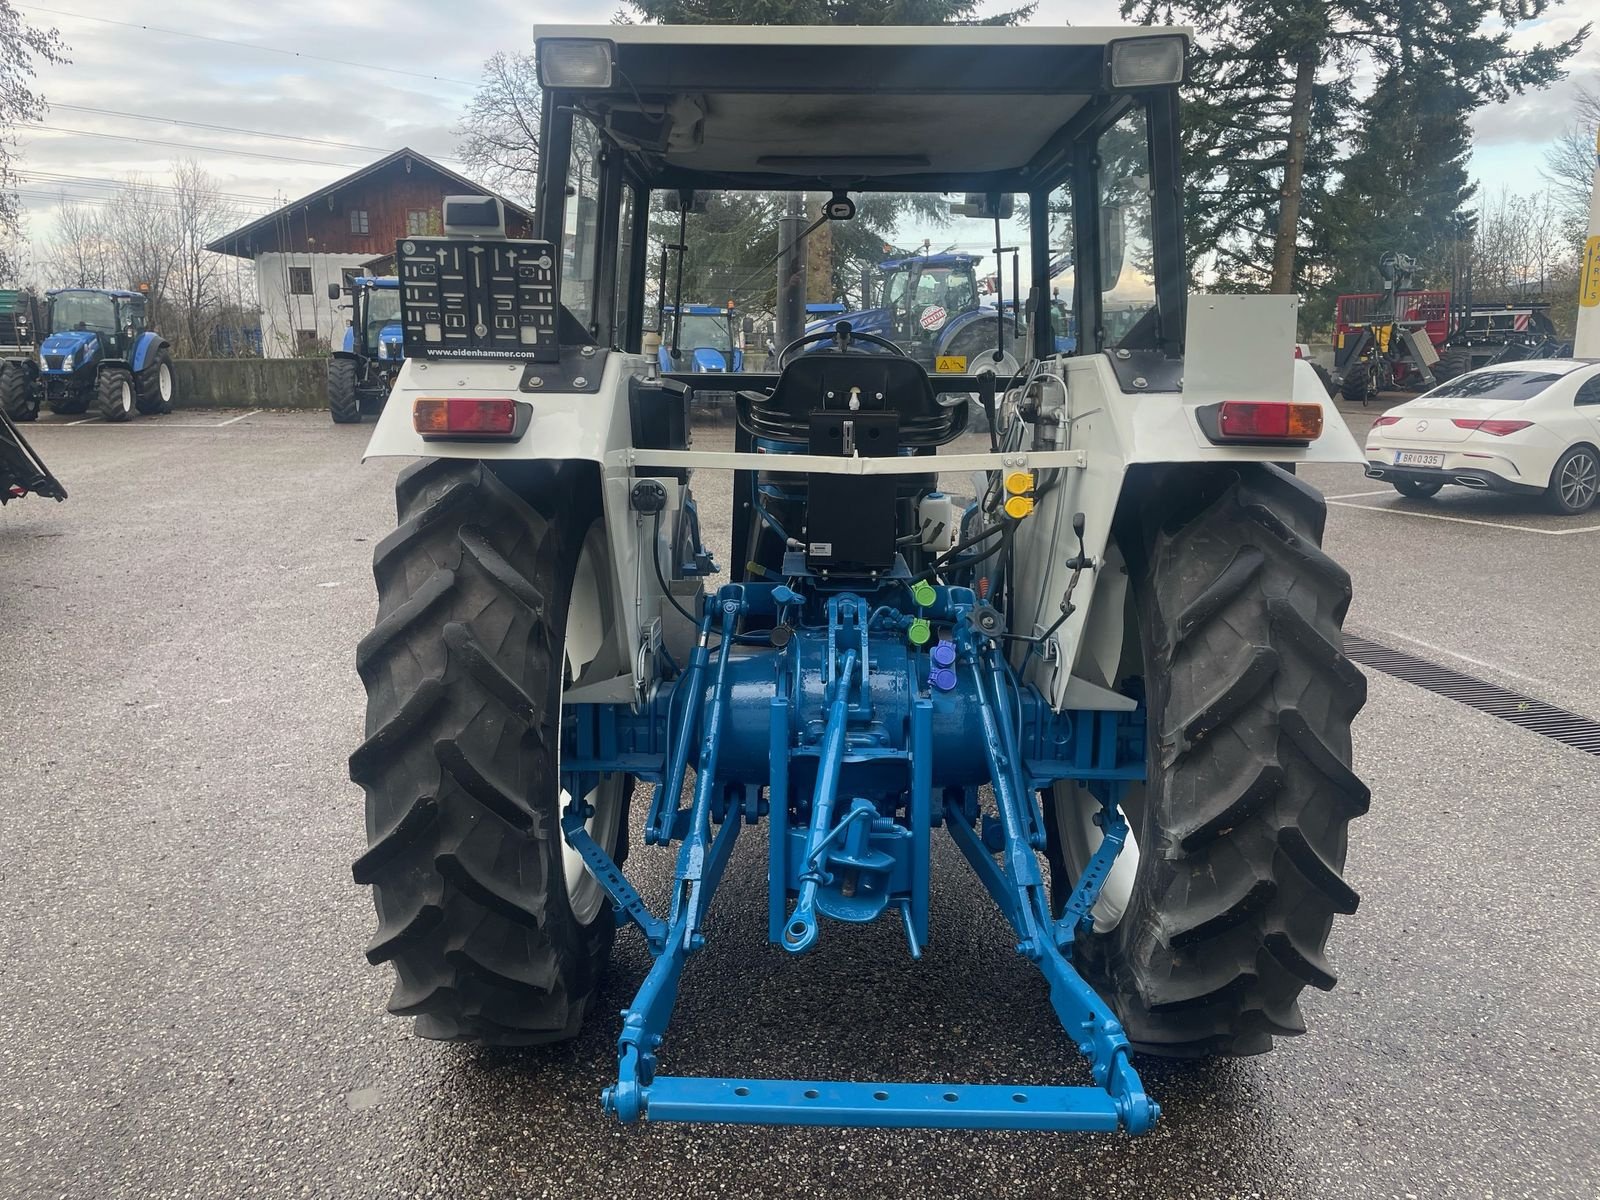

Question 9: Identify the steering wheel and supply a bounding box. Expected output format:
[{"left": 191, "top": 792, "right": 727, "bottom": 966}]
[{"left": 776, "top": 321, "right": 909, "bottom": 370}]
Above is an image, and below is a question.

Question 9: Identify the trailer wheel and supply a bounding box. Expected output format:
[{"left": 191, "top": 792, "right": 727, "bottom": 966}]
[
  {"left": 135, "top": 348, "right": 175, "bottom": 414},
  {"left": 95, "top": 367, "right": 135, "bottom": 423},
  {"left": 1050, "top": 463, "right": 1368, "bottom": 1056},
  {"left": 328, "top": 358, "right": 360, "bottom": 424},
  {"left": 1339, "top": 363, "right": 1372, "bottom": 404},
  {"left": 1, "top": 363, "right": 38, "bottom": 421},
  {"left": 350, "top": 459, "right": 629, "bottom": 1044}
]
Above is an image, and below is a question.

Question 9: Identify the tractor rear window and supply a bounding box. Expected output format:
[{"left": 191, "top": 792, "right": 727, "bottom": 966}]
[{"left": 1426, "top": 371, "right": 1563, "bottom": 402}]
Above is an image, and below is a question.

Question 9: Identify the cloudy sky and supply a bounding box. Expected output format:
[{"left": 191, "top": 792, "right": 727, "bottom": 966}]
[{"left": 11, "top": 0, "right": 1597, "bottom": 271}]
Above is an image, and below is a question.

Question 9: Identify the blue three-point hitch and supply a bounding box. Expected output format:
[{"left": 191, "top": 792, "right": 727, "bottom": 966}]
[{"left": 560, "top": 580, "right": 1157, "bottom": 1134}]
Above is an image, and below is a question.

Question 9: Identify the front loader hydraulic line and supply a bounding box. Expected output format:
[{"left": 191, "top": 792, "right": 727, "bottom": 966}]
[{"left": 563, "top": 581, "right": 1158, "bottom": 1135}]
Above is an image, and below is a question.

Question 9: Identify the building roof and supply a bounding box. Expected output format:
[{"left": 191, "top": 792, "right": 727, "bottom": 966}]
[{"left": 205, "top": 147, "right": 534, "bottom": 258}]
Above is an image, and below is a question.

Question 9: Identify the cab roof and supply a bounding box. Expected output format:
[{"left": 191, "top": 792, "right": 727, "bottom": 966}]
[
  {"left": 534, "top": 23, "right": 1189, "bottom": 193},
  {"left": 48, "top": 287, "right": 144, "bottom": 300}
]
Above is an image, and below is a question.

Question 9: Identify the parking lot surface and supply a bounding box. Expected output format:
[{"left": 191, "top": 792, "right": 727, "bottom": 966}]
[{"left": 3, "top": 405, "right": 1598, "bottom": 1198}]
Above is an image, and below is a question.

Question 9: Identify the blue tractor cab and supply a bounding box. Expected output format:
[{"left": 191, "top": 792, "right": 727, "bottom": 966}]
[
  {"left": 327, "top": 276, "right": 403, "bottom": 424},
  {"left": 658, "top": 304, "right": 744, "bottom": 375},
  {"left": 1, "top": 288, "right": 176, "bottom": 423},
  {"left": 808, "top": 252, "right": 1075, "bottom": 369}
]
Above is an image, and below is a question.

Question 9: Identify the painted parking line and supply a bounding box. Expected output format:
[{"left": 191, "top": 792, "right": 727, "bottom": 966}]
[
  {"left": 1351, "top": 625, "right": 1558, "bottom": 691},
  {"left": 36, "top": 410, "right": 260, "bottom": 429},
  {"left": 1322, "top": 488, "right": 1395, "bottom": 501},
  {"left": 1326, "top": 499, "right": 1600, "bottom": 536}
]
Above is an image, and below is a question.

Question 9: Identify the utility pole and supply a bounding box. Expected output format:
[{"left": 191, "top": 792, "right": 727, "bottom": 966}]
[
  {"left": 776, "top": 192, "right": 807, "bottom": 352},
  {"left": 1576, "top": 122, "right": 1600, "bottom": 358}
]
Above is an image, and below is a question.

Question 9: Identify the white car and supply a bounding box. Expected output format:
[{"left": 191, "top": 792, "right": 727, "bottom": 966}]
[{"left": 1363, "top": 359, "right": 1600, "bottom": 514}]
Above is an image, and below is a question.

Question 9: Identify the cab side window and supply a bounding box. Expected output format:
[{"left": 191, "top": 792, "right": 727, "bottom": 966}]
[{"left": 1574, "top": 376, "right": 1600, "bottom": 407}]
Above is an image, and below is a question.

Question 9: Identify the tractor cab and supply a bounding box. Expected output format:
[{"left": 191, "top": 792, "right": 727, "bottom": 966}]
[
  {"left": 811, "top": 252, "right": 985, "bottom": 357},
  {"left": 345, "top": 277, "right": 403, "bottom": 362},
  {"left": 40, "top": 289, "right": 146, "bottom": 373},
  {"left": 659, "top": 303, "right": 742, "bottom": 373}
]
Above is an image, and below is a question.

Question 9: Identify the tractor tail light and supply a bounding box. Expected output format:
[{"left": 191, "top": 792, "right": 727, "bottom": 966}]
[
  {"left": 413, "top": 397, "right": 522, "bottom": 440},
  {"left": 1452, "top": 418, "right": 1531, "bottom": 437},
  {"left": 1206, "top": 400, "right": 1324, "bottom": 443},
  {"left": 1371, "top": 415, "right": 1401, "bottom": 428}
]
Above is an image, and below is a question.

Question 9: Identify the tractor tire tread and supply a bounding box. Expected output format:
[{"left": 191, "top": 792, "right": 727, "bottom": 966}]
[
  {"left": 1081, "top": 463, "right": 1366, "bottom": 1056},
  {"left": 328, "top": 357, "right": 360, "bottom": 424},
  {"left": 352, "top": 458, "right": 615, "bottom": 1045}
]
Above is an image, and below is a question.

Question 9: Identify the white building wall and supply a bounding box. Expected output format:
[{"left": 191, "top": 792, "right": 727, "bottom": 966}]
[{"left": 255, "top": 252, "right": 372, "bottom": 358}]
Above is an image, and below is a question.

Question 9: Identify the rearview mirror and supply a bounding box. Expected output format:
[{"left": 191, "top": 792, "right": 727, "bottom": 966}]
[
  {"left": 950, "top": 193, "right": 1014, "bottom": 220},
  {"left": 742, "top": 317, "right": 755, "bottom": 336},
  {"left": 327, "top": 283, "right": 341, "bottom": 301},
  {"left": 669, "top": 189, "right": 710, "bottom": 214},
  {"left": 1100, "top": 204, "right": 1125, "bottom": 292}
]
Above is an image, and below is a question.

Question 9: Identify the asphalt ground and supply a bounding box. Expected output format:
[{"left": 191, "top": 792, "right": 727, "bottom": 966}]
[{"left": 2, "top": 400, "right": 1598, "bottom": 1199}]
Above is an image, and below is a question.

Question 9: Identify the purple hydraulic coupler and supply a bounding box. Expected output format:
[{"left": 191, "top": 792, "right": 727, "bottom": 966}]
[{"left": 931, "top": 641, "right": 957, "bottom": 668}]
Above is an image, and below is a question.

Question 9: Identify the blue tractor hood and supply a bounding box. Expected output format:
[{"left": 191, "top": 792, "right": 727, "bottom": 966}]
[
  {"left": 39, "top": 330, "right": 97, "bottom": 370},
  {"left": 657, "top": 344, "right": 739, "bottom": 372},
  {"left": 804, "top": 306, "right": 894, "bottom": 340}
]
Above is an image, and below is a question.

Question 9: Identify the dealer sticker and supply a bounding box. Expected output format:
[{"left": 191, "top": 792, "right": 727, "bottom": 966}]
[{"left": 918, "top": 305, "right": 948, "bottom": 331}]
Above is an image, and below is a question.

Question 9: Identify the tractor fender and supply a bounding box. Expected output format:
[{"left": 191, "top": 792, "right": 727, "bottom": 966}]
[
  {"left": 330, "top": 348, "right": 365, "bottom": 370},
  {"left": 341, "top": 326, "right": 356, "bottom": 354},
  {"left": 129, "top": 333, "right": 168, "bottom": 373},
  {"left": 1004, "top": 342, "right": 1356, "bottom": 713},
  {"left": 365, "top": 352, "right": 664, "bottom": 703}
]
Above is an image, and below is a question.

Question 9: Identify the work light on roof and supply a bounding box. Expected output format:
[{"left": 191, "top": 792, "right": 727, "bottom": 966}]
[
  {"left": 537, "top": 38, "right": 615, "bottom": 89},
  {"left": 1107, "top": 35, "right": 1185, "bottom": 89}
]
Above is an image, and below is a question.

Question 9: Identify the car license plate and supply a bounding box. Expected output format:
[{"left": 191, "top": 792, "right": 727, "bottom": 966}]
[{"left": 1395, "top": 451, "right": 1444, "bottom": 468}]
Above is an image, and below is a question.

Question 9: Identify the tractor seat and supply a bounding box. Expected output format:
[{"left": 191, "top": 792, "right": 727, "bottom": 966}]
[{"left": 737, "top": 352, "right": 968, "bottom": 447}]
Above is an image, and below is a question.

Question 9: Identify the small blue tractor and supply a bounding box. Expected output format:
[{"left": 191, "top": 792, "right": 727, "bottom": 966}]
[
  {"left": 1, "top": 288, "right": 175, "bottom": 423},
  {"left": 658, "top": 303, "right": 745, "bottom": 375},
  {"left": 327, "top": 276, "right": 403, "bottom": 423},
  {"left": 351, "top": 25, "right": 1369, "bottom": 1138}
]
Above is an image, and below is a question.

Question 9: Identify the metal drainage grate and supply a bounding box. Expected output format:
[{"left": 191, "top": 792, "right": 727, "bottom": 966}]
[{"left": 1343, "top": 634, "right": 1600, "bottom": 757}]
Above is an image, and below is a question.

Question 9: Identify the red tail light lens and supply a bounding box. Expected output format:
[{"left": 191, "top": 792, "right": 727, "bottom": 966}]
[
  {"left": 1451, "top": 418, "right": 1532, "bottom": 437},
  {"left": 1371, "top": 415, "right": 1401, "bottom": 428},
  {"left": 413, "top": 397, "right": 519, "bottom": 438},
  {"left": 1213, "top": 400, "right": 1324, "bottom": 442}
]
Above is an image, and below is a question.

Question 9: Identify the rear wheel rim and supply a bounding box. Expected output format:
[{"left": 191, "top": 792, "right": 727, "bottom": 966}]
[
  {"left": 1560, "top": 451, "right": 1597, "bottom": 510},
  {"left": 559, "top": 526, "right": 623, "bottom": 925},
  {"left": 119, "top": 380, "right": 132, "bottom": 413}
]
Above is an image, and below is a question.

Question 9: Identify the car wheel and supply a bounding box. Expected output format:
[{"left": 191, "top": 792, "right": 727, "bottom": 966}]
[
  {"left": 1547, "top": 445, "right": 1599, "bottom": 515},
  {"left": 1392, "top": 478, "right": 1442, "bottom": 499}
]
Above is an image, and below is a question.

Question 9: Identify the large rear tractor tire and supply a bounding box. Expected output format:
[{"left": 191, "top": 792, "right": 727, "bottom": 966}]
[
  {"left": 135, "top": 348, "right": 175, "bottom": 414},
  {"left": 1, "top": 363, "right": 38, "bottom": 421},
  {"left": 95, "top": 367, "right": 136, "bottom": 423},
  {"left": 328, "top": 358, "right": 360, "bottom": 424},
  {"left": 350, "top": 459, "right": 629, "bottom": 1044},
  {"left": 1050, "top": 464, "right": 1368, "bottom": 1056}
]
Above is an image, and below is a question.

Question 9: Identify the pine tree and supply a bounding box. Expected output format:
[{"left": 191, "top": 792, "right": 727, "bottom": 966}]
[{"left": 1123, "top": 0, "right": 1587, "bottom": 294}]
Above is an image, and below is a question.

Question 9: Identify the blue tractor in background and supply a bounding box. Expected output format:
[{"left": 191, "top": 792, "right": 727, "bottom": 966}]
[
  {"left": 658, "top": 303, "right": 745, "bottom": 374},
  {"left": 0, "top": 288, "right": 175, "bottom": 423},
  {"left": 327, "top": 276, "right": 403, "bottom": 424},
  {"left": 805, "top": 252, "right": 1075, "bottom": 371}
]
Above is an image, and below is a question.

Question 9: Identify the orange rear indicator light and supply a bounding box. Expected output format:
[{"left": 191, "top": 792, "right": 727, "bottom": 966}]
[
  {"left": 413, "top": 397, "right": 521, "bottom": 439},
  {"left": 1202, "top": 400, "right": 1324, "bottom": 444}
]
